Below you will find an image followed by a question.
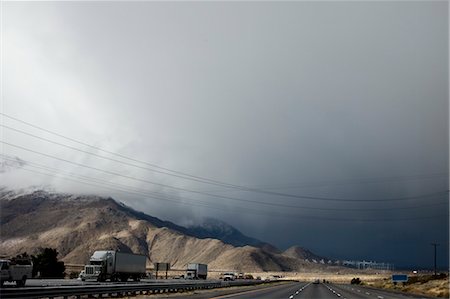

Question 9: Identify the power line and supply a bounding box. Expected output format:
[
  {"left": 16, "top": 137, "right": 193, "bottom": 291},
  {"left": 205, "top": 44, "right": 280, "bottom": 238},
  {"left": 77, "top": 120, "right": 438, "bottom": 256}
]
[
  {"left": 2, "top": 154, "right": 447, "bottom": 213},
  {"left": 199, "top": 172, "right": 449, "bottom": 193},
  {"left": 1, "top": 140, "right": 448, "bottom": 203},
  {"left": 0, "top": 124, "right": 241, "bottom": 188},
  {"left": 6, "top": 163, "right": 449, "bottom": 223},
  {"left": 0, "top": 113, "right": 248, "bottom": 187},
  {"left": 2, "top": 113, "right": 448, "bottom": 200},
  {"left": 4, "top": 122, "right": 448, "bottom": 194}
]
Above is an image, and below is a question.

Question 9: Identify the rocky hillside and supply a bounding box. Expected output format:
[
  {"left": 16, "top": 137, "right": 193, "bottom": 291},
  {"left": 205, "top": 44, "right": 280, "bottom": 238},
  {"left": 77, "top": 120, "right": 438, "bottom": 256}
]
[
  {"left": 0, "top": 189, "right": 332, "bottom": 272},
  {"left": 282, "top": 246, "right": 329, "bottom": 263},
  {"left": 188, "top": 218, "right": 268, "bottom": 248}
]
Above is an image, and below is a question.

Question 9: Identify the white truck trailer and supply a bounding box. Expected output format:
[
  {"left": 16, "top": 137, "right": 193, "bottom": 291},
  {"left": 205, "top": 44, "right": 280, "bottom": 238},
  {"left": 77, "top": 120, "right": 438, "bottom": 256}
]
[
  {"left": 186, "top": 263, "right": 207, "bottom": 279},
  {"left": 82, "top": 251, "right": 146, "bottom": 282},
  {"left": 0, "top": 259, "right": 33, "bottom": 287}
]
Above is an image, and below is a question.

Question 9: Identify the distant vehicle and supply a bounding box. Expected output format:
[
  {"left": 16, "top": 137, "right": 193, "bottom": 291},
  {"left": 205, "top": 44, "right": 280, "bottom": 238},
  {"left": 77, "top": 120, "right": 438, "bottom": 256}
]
[
  {"left": 186, "top": 263, "right": 207, "bottom": 280},
  {"left": 0, "top": 259, "right": 33, "bottom": 287},
  {"left": 223, "top": 272, "right": 236, "bottom": 281},
  {"left": 237, "top": 272, "right": 244, "bottom": 279},
  {"left": 82, "top": 251, "right": 146, "bottom": 282},
  {"left": 313, "top": 279, "right": 320, "bottom": 284},
  {"left": 244, "top": 274, "right": 254, "bottom": 280}
]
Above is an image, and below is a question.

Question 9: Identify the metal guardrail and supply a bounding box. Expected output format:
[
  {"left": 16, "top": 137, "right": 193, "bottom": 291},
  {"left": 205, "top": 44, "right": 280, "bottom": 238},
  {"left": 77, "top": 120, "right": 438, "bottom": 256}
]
[{"left": 0, "top": 279, "right": 270, "bottom": 299}]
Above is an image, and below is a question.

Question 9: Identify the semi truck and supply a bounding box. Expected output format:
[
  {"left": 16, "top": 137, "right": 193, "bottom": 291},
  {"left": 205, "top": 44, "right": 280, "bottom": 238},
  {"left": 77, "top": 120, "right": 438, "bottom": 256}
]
[
  {"left": 0, "top": 259, "right": 33, "bottom": 287},
  {"left": 82, "top": 251, "right": 146, "bottom": 282},
  {"left": 186, "top": 263, "right": 207, "bottom": 279}
]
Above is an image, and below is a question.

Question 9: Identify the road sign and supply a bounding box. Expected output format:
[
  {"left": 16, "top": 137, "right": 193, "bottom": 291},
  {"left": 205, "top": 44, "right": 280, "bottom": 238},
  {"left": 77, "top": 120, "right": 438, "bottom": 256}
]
[
  {"left": 154, "top": 262, "right": 170, "bottom": 271},
  {"left": 154, "top": 262, "right": 171, "bottom": 279},
  {"left": 392, "top": 274, "right": 408, "bottom": 283}
]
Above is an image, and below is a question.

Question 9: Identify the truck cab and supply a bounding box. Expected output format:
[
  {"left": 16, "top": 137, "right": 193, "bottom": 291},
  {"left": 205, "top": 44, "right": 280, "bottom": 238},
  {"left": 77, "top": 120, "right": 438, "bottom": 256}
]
[{"left": 83, "top": 251, "right": 114, "bottom": 281}]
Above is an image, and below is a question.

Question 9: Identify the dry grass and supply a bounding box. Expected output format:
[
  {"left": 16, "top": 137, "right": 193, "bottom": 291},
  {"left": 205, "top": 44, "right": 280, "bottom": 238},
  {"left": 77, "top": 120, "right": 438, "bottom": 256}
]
[{"left": 364, "top": 274, "right": 449, "bottom": 298}]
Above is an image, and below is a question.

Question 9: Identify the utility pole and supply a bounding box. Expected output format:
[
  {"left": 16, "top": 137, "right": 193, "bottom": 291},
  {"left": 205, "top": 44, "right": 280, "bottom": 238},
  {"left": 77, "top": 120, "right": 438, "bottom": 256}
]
[{"left": 431, "top": 243, "right": 440, "bottom": 276}]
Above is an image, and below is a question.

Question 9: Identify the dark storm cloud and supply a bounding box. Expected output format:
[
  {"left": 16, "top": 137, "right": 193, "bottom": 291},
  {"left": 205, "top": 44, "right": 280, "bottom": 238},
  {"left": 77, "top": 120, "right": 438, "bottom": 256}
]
[{"left": 1, "top": 1, "right": 448, "bottom": 268}]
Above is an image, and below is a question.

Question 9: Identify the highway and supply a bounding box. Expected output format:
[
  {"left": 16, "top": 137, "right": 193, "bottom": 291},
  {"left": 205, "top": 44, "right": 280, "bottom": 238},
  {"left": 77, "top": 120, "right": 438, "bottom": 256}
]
[
  {"left": 0, "top": 280, "right": 438, "bottom": 299},
  {"left": 167, "top": 282, "right": 437, "bottom": 299}
]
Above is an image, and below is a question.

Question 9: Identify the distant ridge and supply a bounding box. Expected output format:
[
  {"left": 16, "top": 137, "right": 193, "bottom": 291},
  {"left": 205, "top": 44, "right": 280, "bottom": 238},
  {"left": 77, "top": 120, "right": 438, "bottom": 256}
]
[
  {"left": 282, "top": 246, "right": 330, "bottom": 263},
  {"left": 188, "top": 218, "right": 271, "bottom": 248}
]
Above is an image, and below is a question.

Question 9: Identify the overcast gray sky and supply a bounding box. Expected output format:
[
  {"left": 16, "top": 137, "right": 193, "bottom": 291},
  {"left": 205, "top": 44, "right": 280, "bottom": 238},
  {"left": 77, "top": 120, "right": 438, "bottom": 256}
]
[{"left": 1, "top": 1, "right": 448, "bottom": 268}]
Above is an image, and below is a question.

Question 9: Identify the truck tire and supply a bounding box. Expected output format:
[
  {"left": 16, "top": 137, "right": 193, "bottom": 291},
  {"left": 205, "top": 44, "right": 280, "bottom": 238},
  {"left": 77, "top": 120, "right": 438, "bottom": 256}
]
[
  {"left": 0, "top": 280, "right": 4, "bottom": 287},
  {"left": 120, "top": 275, "right": 128, "bottom": 282}
]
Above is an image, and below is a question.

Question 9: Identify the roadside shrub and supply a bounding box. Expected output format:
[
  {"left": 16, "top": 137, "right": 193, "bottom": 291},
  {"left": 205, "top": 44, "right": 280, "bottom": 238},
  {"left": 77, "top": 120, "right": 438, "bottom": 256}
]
[
  {"left": 32, "top": 248, "right": 66, "bottom": 278},
  {"left": 351, "top": 277, "right": 361, "bottom": 285}
]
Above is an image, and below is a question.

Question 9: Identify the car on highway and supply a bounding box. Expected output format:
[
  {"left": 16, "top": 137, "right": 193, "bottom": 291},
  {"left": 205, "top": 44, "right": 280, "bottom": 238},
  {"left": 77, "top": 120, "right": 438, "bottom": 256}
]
[
  {"left": 223, "top": 272, "right": 236, "bottom": 281},
  {"left": 313, "top": 279, "right": 320, "bottom": 284}
]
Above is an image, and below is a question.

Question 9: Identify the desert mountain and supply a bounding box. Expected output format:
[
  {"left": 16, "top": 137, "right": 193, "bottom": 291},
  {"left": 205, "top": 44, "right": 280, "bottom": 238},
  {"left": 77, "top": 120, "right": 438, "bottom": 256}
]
[
  {"left": 282, "top": 246, "right": 329, "bottom": 263},
  {"left": 0, "top": 189, "right": 333, "bottom": 272},
  {"left": 189, "top": 218, "right": 266, "bottom": 248}
]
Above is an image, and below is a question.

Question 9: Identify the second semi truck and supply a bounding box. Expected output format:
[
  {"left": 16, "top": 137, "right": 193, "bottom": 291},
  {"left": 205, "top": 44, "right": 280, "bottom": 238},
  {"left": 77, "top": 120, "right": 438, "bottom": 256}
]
[{"left": 186, "top": 263, "right": 207, "bottom": 279}]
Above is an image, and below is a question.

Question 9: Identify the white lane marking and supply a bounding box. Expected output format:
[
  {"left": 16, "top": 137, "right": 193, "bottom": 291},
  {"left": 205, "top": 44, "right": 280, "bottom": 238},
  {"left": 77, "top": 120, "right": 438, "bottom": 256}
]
[
  {"left": 366, "top": 292, "right": 370, "bottom": 295},
  {"left": 377, "top": 296, "right": 384, "bottom": 299},
  {"left": 325, "top": 284, "right": 345, "bottom": 298},
  {"left": 288, "top": 282, "right": 310, "bottom": 298}
]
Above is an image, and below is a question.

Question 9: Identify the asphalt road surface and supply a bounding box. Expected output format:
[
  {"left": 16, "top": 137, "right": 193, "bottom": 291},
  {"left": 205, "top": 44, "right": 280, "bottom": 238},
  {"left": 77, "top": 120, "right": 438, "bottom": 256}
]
[
  {"left": 2, "top": 280, "right": 437, "bottom": 298},
  {"left": 167, "top": 282, "right": 436, "bottom": 299}
]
